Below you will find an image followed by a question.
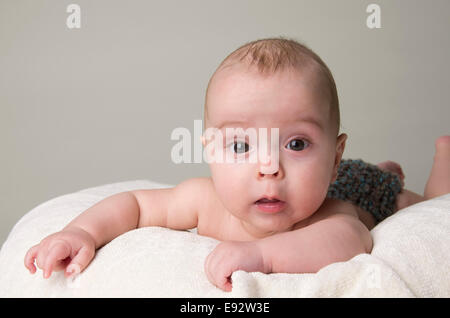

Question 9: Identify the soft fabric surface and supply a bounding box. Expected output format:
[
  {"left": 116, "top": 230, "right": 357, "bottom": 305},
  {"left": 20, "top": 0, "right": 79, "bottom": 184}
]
[{"left": 0, "top": 180, "right": 449, "bottom": 297}]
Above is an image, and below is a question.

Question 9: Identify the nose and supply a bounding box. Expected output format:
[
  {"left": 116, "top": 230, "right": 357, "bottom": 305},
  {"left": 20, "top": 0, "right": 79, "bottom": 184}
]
[
  {"left": 258, "top": 170, "right": 282, "bottom": 179},
  {"left": 257, "top": 158, "right": 284, "bottom": 179}
]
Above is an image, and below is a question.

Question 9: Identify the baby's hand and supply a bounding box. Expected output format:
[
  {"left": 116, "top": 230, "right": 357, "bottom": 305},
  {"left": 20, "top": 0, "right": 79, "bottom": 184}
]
[
  {"left": 24, "top": 226, "right": 96, "bottom": 279},
  {"left": 204, "top": 241, "right": 267, "bottom": 292}
]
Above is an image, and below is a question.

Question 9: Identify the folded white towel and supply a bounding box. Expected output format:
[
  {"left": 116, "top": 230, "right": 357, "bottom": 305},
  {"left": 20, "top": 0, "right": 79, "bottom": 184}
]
[{"left": 1, "top": 180, "right": 449, "bottom": 297}]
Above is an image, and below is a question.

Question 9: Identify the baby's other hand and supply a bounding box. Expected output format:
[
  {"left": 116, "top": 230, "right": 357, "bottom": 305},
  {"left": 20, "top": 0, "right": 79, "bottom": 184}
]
[
  {"left": 24, "top": 227, "right": 96, "bottom": 279},
  {"left": 204, "top": 241, "right": 267, "bottom": 292}
]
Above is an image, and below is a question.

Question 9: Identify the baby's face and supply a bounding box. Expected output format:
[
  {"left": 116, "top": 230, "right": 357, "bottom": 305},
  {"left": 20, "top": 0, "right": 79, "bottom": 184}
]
[{"left": 204, "top": 65, "right": 346, "bottom": 238}]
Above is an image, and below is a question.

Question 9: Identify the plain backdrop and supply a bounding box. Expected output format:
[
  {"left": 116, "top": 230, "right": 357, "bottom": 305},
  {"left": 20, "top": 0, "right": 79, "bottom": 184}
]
[{"left": 1, "top": 0, "right": 449, "bottom": 245}]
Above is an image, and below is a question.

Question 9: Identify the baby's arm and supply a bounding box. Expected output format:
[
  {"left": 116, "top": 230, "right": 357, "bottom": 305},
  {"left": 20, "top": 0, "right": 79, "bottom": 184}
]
[
  {"left": 62, "top": 178, "right": 199, "bottom": 248},
  {"left": 256, "top": 214, "right": 372, "bottom": 274},
  {"left": 24, "top": 178, "right": 202, "bottom": 278},
  {"left": 205, "top": 211, "right": 372, "bottom": 291}
]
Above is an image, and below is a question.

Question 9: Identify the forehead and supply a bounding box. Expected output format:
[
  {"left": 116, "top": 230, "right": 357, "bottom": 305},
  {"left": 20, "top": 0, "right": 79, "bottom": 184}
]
[{"left": 206, "top": 66, "right": 330, "bottom": 130}]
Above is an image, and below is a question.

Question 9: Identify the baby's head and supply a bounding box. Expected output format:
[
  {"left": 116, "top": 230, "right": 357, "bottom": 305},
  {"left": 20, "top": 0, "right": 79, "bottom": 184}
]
[{"left": 202, "top": 37, "right": 347, "bottom": 238}]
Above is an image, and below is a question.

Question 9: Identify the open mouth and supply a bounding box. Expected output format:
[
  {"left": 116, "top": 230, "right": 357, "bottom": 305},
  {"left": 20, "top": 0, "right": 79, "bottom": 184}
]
[
  {"left": 255, "top": 198, "right": 281, "bottom": 203},
  {"left": 254, "top": 197, "right": 286, "bottom": 213}
]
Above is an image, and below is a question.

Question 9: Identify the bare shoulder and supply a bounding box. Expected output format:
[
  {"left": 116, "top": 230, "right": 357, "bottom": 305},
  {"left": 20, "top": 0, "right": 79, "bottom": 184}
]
[
  {"left": 131, "top": 178, "right": 216, "bottom": 229},
  {"left": 175, "top": 177, "right": 219, "bottom": 210},
  {"left": 181, "top": 177, "right": 232, "bottom": 237},
  {"left": 297, "top": 197, "right": 360, "bottom": 227},
  {"left": 311, "top": 197, "right": 376, "bottom": 231},
  {"left": 175, "top": 177, "right": 215, "bottom": 196},
  {"left": 296, "top": 197, "right": 373, "bottom": 252}
]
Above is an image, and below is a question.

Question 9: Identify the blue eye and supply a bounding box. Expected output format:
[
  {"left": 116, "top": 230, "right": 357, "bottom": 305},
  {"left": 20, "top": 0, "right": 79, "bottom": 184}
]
[
  {"left": 286, "top": 139, "right": 309, "bottom": 151},
  {"left": 232, "top": 141, "right": 250, "bottom": 153}
]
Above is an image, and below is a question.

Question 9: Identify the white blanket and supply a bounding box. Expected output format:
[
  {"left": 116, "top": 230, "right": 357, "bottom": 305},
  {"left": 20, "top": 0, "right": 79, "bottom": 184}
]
[{"left": 1, "top": 180, "right": 449, "bottom": 297}]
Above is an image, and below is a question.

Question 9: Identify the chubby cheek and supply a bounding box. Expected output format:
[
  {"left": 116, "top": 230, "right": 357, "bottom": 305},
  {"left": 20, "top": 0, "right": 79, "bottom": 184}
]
[
  {"left": 286, "top": 162, "right": 332, "bottom": 219},
  {"left": 210, "top": 163, "right": 252, "bottom": 211}
]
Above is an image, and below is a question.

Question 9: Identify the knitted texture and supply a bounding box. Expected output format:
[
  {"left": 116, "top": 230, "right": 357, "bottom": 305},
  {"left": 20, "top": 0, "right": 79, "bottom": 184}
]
[{"left": 327, "top": 159, "right": 403, "bottom": 223}]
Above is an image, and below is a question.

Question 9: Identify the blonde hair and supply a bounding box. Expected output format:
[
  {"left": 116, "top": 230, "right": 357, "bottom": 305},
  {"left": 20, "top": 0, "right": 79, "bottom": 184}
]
[{"left": 204, "top": 37, "right": 340, "bottom": 135}]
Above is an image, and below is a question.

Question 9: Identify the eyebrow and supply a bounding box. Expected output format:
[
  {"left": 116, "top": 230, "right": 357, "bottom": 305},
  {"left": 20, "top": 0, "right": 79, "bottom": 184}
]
[
  {"left": 294, "top": 116, "right": 324, "bottom": 131},
  {"left": 216, "top": 116, "right": 323, "bottom": 131},
  {"left": 216, "top": 120, "right": 250, "bottom": 130}
]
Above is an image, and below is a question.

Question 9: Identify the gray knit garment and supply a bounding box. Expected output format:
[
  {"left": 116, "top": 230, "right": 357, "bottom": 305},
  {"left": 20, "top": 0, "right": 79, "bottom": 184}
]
[{"left": 327, "top": 159, "right": 403, "bottom": 223}]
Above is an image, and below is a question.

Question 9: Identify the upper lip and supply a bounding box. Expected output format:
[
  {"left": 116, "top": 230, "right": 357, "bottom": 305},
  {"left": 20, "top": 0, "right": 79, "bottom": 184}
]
[{"left": 255, "top": 195, "right": 283, "bottom": 203}]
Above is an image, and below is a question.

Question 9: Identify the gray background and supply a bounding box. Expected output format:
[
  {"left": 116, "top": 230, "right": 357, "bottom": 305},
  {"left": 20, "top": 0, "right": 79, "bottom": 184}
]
[{"left": 1, "top": 0, "right": 449, "bottom": 245}]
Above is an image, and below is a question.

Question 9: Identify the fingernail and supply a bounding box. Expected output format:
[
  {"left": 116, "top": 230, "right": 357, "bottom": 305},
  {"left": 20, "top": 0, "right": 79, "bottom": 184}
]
[
  {"left": 66, "top": 264, "right": 80, "bottom": 277},
  {"left": 67, "top": 264, "right": 75, "bottom": 274}
]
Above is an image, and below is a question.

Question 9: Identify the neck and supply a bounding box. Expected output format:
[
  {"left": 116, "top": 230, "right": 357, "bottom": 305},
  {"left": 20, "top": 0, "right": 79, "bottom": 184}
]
[{"left": 237, "top": 218, "right": 293, "bottom": 241}]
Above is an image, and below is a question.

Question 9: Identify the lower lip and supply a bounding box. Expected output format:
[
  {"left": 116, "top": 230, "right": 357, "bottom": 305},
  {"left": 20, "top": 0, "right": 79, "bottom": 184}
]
[{"left": 255, "top": 201, "right": 286, "bottom": 213}]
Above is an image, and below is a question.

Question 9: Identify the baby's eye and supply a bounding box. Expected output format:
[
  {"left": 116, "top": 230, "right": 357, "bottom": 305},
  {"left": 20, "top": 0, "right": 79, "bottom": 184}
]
[
  {"left": 286, "top": 139, "right": 309, "bottom": 151},
  {"left": 231, "top": 141, "right": 250, "bottom": 154}
]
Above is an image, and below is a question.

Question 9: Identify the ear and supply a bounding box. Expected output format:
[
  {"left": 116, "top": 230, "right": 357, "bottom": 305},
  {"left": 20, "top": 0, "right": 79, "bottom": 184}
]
[
  {"left": 331, "top": 133, "right": 347, "bottom": 183},
  {"left": 200, "top": 135, "right": 215, "bottom": 161},
  {"left": 200, "top": 135, "right": 206, "bottom": 147}
]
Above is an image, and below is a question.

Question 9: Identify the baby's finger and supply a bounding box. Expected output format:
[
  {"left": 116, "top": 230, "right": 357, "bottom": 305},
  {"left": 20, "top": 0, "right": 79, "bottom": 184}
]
[
  {"left": 217, "top": 268, "right": 233, "bottom": 292},
  {"left": 206, "top": 255, "right": 232, "bottom": 292},
  {"left": 223, "top": 276, "right": 233, "bottom": 292},
  {"left": 205, "top": 249, "right": 222, "bottom": 289},
  {"left": 43, "top": 242, "right": 71, "bottom": 279},
  {"left": 36, "top": 246, "right": 49, "bottom": 270},
  {"left": 204, "top": 252, "right": 214, "bottom": 284},
  {"left": 65, "top": 246, "right": 94, "bottom": 277},
  {"left": 24, "top": 245, "right": 40, "bottom": 274}
]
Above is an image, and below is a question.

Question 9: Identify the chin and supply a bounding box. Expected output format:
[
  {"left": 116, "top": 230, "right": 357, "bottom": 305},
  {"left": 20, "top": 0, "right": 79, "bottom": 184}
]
[{"left": 252, "top": 217, "right": 294, "bottom": 234}]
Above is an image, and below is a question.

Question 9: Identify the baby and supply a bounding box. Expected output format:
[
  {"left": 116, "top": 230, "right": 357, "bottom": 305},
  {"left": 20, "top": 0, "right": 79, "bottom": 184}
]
[{"left": 24, "top": 38, "right": 450, "bottom": 292}]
